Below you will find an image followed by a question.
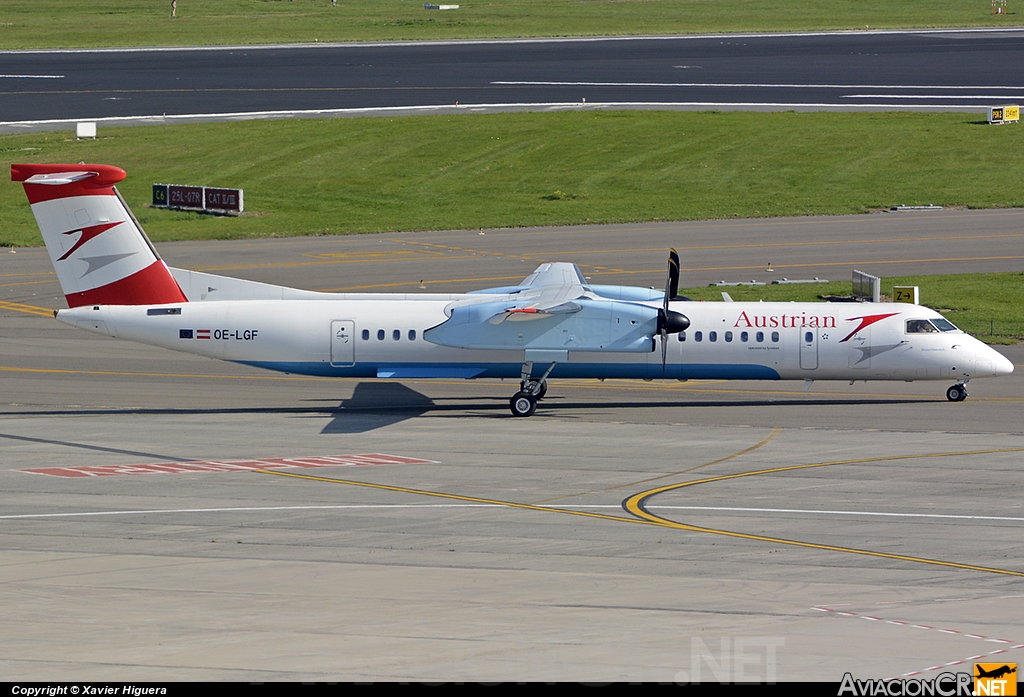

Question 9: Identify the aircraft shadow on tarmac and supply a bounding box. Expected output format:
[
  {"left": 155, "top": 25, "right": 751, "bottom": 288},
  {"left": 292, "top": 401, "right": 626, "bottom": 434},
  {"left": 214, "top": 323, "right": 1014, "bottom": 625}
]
[
  {"left": 318, "top": 382, "right": 438, "bottom": 433},
  {"left": 313, "top": 382, "right": 941, "bottom": 432},
  {"left": 0, "top": 382, "right": 942, "bottom": 435}
]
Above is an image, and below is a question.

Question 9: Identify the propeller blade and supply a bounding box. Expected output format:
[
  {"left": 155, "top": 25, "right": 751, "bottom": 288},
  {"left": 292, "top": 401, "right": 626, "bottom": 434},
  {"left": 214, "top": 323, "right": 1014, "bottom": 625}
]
[
  {"left": 661, "top": 250, "right": 685, "bottom": 372},
  {"left": 667, "top": 248, "right": 680, "bottom": 302}
]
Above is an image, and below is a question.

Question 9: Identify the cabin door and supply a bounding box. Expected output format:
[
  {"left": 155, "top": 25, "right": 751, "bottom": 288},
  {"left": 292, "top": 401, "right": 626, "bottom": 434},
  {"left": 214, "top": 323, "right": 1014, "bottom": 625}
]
[
  {"left": 330, "top": 320, "right": 355, "bottom": 367},
  {"left": 799, "top": 328, "right": 818, "bottom": 370}
]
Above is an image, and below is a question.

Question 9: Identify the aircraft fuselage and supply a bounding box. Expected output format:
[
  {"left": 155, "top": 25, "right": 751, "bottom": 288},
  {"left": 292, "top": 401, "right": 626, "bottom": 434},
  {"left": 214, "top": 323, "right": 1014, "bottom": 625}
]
[{"left": 56, "top": 297, "right": 1010, "bottom": 384}]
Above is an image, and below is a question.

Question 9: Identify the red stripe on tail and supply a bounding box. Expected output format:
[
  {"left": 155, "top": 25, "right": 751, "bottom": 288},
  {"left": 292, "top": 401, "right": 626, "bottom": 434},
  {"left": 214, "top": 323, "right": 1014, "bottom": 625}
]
[{"left": 64, "top": 260, "right": 188, "bottom": 308}]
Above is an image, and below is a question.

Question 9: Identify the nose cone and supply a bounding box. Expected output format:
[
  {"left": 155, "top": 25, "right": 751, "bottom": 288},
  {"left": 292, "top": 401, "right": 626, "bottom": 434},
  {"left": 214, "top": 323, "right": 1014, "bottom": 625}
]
[
  {"left": 994, "top": 351, "right": 1015, "bottom": 377},
  {"left": 976, "top": 343, "right": 1015, "bottom": 377}
]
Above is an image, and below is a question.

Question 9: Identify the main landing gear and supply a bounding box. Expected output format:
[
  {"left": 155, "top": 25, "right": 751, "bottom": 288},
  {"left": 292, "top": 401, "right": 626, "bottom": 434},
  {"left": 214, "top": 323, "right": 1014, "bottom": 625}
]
[
  {"left": 509, "top": 360, "right": 555, "bottom": 417},
  {"left": 946, "top": 381, "right": 969, "bottom": 402}
]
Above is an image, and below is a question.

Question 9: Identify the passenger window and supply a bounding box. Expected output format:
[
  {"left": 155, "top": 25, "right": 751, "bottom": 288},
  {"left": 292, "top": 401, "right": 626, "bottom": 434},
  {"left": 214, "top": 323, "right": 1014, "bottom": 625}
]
[
  {"left": 678, "top": 331, "right": 686, "bottom": 342},
  {"left": 694, "top": 331, "right": 703, "bottom": 342},
  {"left": 362, "top": 329, "right": 369, "bottom": 340},
  {"left": 771, "top": 331, "right": 779, "bottom": 342},
  {"left": 377, "top": 329, "right": 385, "bottom": 340},
  {"left": 740, "top": 331, "right": 748, "bottom": 342},
  {"left": 709, "top": 331, "right": 717, "bottom": 342},
  {"left": 805, "top": 331, "right": 813, "bottom": 343},
  {"left": 409, "top": 329, "right": 416, "bottom": 340},
  {"left": 725, "top": 331, "right": 733, "bottom": 342},
  {"left": 756, "top": 331, "right": 764, "bottom": 342}
]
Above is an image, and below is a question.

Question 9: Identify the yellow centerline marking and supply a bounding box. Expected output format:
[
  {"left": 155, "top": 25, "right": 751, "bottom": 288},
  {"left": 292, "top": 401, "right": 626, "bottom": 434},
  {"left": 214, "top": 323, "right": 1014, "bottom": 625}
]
[
  {"left": 401, "top": 209, "right": 1024, "bottom": 240},
  {"left": 0, "top": 300, "right": 56, "bottom": 318},
  {"left": 400, "top": 232, "right": 1024, "bottom": 258},
  {"left": 193, "top": 251, "right": 465, "bottom": 273},
  {"left": 580, "top": 256, "right": 1024, "bottom": 279},
  {"left": 535, "top": 428, "right": 782, "bottom": 503},
  {"left": 257, "top": 446, "right": 1024, "bottom": 577},
  {"left": 0, "top": 279, "right": 60, "bottom": 290},
  {"left": 623, "top": 447, "right": 1024, "bottom": 578},
  {"left": 0, "top": 271, "right": 57, "bottom": 279},
  {"left": 255, "top": 469, "right": 647, "bottom": 526},
  {"left": 319, "top": 274, "right": 527, "bottom": 292}
]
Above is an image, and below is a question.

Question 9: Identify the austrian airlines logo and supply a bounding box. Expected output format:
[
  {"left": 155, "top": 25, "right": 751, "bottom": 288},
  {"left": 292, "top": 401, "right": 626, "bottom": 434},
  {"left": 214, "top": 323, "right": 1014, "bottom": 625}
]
[
  {"left": 839, "top": 313, "right": 899, "bottom": 343},
  {"left": 57, "top": 221, "right": 121, "bottom": 261}
]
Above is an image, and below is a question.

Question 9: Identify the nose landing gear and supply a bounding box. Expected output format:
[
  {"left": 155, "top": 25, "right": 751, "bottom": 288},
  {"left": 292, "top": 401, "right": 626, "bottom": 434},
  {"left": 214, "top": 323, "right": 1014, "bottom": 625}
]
[
  {"left": 946, "top": 381, "right": 969, "bottom": 402},
  {"left": 510, "top": 390, "right": 538, "bottom": 417}
]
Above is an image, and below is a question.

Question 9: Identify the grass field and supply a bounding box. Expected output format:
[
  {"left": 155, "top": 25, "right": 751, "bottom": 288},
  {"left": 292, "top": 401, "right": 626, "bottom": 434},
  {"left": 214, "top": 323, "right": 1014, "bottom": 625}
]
[
  {"left": 3, "top": 111, "right": 1024, "bottom": 248},
  {"left": 3, "top": 112, "right": 1021, "bottom": 343},
  {"left": 0, "top": 0, "right": 1020, "bottom": 49},
  {"left": 680, "top": 273, "right": 1024, "bottom": 344}
]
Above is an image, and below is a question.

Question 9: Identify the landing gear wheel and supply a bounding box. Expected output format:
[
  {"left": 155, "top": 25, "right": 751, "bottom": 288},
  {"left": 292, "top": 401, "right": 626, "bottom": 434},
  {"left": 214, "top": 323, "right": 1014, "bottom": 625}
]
[
  {"left": 946, "top": 384, "right": 968, "bottom": 402},
  {"left": 510, "top": 391, "right": 537, "bottom": 417},
  {"left": 526, "top": 379, "right": 547, "bottom": 400}
]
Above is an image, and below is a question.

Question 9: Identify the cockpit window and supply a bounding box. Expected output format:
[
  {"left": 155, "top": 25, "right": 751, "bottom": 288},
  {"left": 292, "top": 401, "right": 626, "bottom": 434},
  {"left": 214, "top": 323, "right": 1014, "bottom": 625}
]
[
  {"left": 906, "top": 319, "right": 939, "bottom": 333},
  {"left": 906, "top": 318, "right": 961, "bottom": 333}
]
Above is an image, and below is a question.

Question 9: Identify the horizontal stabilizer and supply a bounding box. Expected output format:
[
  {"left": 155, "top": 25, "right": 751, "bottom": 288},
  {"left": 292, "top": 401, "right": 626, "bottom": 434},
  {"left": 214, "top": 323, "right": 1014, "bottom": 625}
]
[{"left": 170, "top": 268, "right": 325, "bottom": 302}]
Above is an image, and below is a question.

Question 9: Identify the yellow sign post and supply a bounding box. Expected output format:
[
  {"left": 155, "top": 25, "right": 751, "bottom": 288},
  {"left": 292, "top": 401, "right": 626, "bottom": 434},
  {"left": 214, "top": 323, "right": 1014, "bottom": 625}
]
[
  {"left": 989, "top": 105, "right": 1020, "bottom": 124},
  {"left": 893, "top": 286, "right": 919, "bottom": 304}
]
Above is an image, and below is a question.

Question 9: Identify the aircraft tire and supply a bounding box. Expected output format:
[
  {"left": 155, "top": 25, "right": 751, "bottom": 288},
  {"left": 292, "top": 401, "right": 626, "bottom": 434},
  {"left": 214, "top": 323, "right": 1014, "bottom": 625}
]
[
  {"left": 528, "top": 380, "right": 547, "bottom": 400},
  {"left": 946, "top": 384, "right": 967, "bottom": 402},
  {"left": 510, "top": 391, "right": 537, "bottom": 417}
]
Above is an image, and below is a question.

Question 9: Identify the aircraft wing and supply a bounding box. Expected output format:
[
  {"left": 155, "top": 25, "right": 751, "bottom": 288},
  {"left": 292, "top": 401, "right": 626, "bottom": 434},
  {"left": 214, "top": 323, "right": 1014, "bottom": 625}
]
[
  {"left": 464, "top": 262, "right": 589, "bottom": 320},
  {"left": 425, "top": 262, "right": 658, "bottom": 353},
  {"left": 518, "top": 262, "right": 588, "bottom": 290}
]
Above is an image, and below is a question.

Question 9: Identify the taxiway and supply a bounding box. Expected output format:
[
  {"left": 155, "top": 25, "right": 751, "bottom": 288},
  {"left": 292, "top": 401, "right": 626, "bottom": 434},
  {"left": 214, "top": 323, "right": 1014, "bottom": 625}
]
[{"left": 1, "top": 212, "right": 1022, "bottom": 681}]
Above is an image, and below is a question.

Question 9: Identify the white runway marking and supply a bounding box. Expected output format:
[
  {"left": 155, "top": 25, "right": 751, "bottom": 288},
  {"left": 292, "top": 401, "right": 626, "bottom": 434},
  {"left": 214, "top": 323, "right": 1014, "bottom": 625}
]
[
  {"left": 650, "top": 505, "right": 1024, "bottom": 522},
  {"left": 0, "top": 504, "right": 496, "bottom": 519},
  {"left": 3, "top": 503, "right": 1022, "bottom": 521},
  {"left": 0, "top": 74, "right": 64, "bottom": 79},
  {"left": 845, "top": 93, "right": 1024, "bottom": 99},
  {"left": 0, "top": 100, "right": 991, "bottom": 131},
  {"left": 494, "top": 81, "right": 1024, "bottom": 91}
]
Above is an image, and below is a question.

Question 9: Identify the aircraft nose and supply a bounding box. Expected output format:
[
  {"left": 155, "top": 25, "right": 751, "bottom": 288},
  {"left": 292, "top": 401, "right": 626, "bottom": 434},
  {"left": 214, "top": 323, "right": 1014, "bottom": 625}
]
[
  {"left": 993, "top": 351, "right": 1014, "bottom": 377},
  {"left": 977, "top": 344, "right": 1015, "bottom": 377},
  {"left": 968, "top": 342, "right": 1014, "bottom": 377}
]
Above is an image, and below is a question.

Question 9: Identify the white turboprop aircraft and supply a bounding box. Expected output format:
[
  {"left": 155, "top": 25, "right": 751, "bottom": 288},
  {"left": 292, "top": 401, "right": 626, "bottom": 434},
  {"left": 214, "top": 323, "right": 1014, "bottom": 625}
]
[{"left": 13, "top": 163, "right": 1013, "bottom": 416}]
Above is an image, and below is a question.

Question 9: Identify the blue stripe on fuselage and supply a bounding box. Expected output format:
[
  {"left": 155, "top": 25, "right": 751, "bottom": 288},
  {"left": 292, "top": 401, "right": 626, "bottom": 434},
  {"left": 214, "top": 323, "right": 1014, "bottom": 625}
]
[{"left": 234, "top": 361, "right": 782, "bottom": 380}]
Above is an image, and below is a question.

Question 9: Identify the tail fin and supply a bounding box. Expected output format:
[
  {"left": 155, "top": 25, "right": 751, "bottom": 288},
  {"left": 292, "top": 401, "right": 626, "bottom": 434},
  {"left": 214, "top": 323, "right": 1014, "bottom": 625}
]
[{"left": 11, "top": 164, "right": 187, "bottom": 307}]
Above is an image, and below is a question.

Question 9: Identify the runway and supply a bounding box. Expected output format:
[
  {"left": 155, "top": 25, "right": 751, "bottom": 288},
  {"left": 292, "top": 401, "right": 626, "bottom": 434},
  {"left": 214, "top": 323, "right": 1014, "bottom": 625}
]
[
  {"left": 3, "top": 29, "right": 1024, "bottom": 132},
  {"left": 1, "top": 212, "right": 1023, "bottom": 680}
]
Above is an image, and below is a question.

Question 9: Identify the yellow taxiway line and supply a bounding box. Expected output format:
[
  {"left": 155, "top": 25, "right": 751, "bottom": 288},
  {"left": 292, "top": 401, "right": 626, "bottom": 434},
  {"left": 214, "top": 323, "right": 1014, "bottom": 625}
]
[
  {"left": 258, "top": 444, "right": 1024, "bottom": 578},
  {"left": 623, "top": 447, "right": 1024, "bottom": 578}
]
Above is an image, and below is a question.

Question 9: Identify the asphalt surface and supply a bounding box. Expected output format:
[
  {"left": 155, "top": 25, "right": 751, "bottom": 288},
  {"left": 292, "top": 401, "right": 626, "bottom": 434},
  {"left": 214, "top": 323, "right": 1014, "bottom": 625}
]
[
  {"left": 2, "top": 212, "right": 1022, "bottom": 680},
  {"left": 3, "top": 29, "right": 1024, "bottom": 131}
]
